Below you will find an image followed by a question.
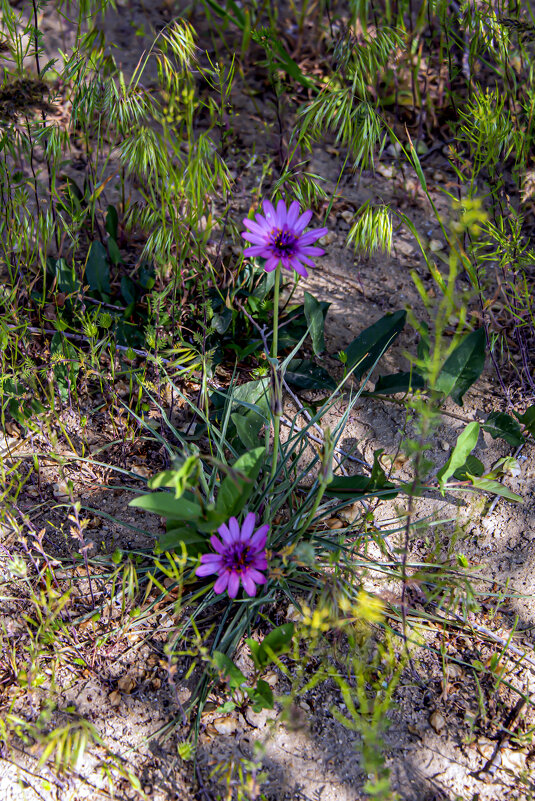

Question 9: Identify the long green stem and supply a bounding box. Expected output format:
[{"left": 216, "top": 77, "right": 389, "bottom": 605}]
[
  {"left": 271, "top": 261, "right": 282, "bottom": 359},
  {"left": 298, "top": 481, "right": 328, "bottom": 538},
  {"left": 269, "top": 262, "right": 282, "bottom": 483}
]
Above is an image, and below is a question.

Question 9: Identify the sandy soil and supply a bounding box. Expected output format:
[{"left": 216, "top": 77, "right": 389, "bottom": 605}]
[{"left": 1, "top": 2, "right": 535, "bottom": 800}]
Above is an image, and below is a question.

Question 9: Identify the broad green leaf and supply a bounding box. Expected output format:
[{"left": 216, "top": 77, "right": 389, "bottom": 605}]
[
  {"left": 84, "top": 241, "right": 110, "bottom": 296},
  {"left": 516, "top": 405, "right": 535, "bottom": 437},
  {"left": 215, "top": 447, "right": 265, "bottom": 518},
  {"left": 452, "top": 454, "right": 484, "bottom": 481},
  {"left": 213, "top": 308, "right": 232, "bottom": 334},
  {"left": 285, "top": 358, "right": 336, "bottom": 391},
  {"left": 250, "top": 679, "right": 274, "bottom": 712},
  {"left": 120, "top": 276, "right": 136, "bottom": 305},
  {"left": 370, "top": 449, "right": 391, "bottom": 488},
  {"left": 435, "top": 328, "right": 486, "bottom": 406},
  {"left": 49, "top": 257, "right": 80, "bottom": 294},
  {"left": 107, "top": 236, "right": 122, "bottom": 266},
  {"left": 105, "top": 205, "right": 118, "bottom": 239},
  {"left": 231, "top": 378, "right": 269, "bottom": 407},
  {"left": 437, "top": 421, "right": 480, "bottom": 490},
  {"left": 304, "top": 291, "right": 326, "bottom": 355},
  {"left": 482, "top": 411, "right": 523, "bottom": 448},
  {"left": 344, "top": 310, "right": 406, "bottom": 380},
  {"left": 129, "top": 492, "right": 202, "bottom": 521},
  {"left": 212, "top": 651, "right": 247, "bottom": 689},
  {"left": 466, "top": 474, "right": 523, "bottom": 503},
  {"left": 158, "top": 525, "right": 206, "bottom": 554},
  {"left": 231, "top": 411, "right": 263, "bottom": 450},
  {"left": 250, "top": 623, "right": 295, "bottom": 669},
  {"left": 325, "top": 474, "right": 398, "bottom": 500},
  {"left": 371, "top": 371, "right": 424, "bottom": 395}
]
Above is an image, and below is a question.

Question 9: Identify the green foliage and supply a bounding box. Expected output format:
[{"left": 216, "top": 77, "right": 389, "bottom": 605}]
[
  {"left": 343, "top": 310, "right": 406, "bottom": 379},
  {"left": 435, "top": 328, "right": 486, "bottom": 406},
  {"left": 436, "top": 422, "right": 480, "bottom": 491}
]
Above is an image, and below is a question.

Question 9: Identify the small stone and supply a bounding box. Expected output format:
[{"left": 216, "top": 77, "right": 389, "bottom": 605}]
[
  {"left": 263, "top": 671, "right": 278, "bottom": 688},
  {"left": 245, "top": 707, "right": 277, "bottom": 728},
  {"left": 5, "top": 421, "right": 20, "bottom": 438},
  {"left": 326, "top": 518, "right": 344, "bottom": 529},
  {"left": 429, "top": 238, "right": 444, "bottom": 252},
  {"left": 213, "top": 715, "right": 238, "bottom": 735},
  {"left": 52, "top": 482, "right": 74, "bottom": 503},
  {"left": 338, "top": 502, "right": 361, "bottom": 524},
  {"left": 501, "top": 748, "right": 526, "bottom": 772},
  {"left": 340, "top": 210, "right": 354, "bottom": 224},
  {"left": 131, "top": 465, "right": 151, "bottom": 479},
  {"left": 109, "top": 690, "right": 121, "bottom": 707},
  {"left": 476, "top": 737, "right": 494, "bottom": 759},
  {"left": 117, "top": 674, "right": 136, "bottom": 694},
  {"left": 286, "top": 604, "right": 303, "bottom": 623},
  {"left": 444, "top": 663, "right": 463, "bottom": 680},
  {"left": 429, "top": 710, "right": 446, "bottom": 734},
  {"left": 319, "top": 231, "right": 335, "bottom": 246},
  {"left": 377, "top": 164, "right": 394, "bottom": 179},
  {"left": 440, "top": 440, "right": 450, "bottom": 451}
]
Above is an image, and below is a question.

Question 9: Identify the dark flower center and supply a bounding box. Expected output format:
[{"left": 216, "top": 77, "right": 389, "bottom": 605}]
[
  {"left": 224, "top": 543, "right": 252, "bottom": 574},
  {"left": 270, "top": 227, "right": 298, "bottom": 257}
]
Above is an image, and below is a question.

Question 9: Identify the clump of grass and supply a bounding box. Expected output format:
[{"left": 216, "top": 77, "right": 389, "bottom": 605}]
[{"left": 2, "top": 1, "right": 535, "bottom": 798}]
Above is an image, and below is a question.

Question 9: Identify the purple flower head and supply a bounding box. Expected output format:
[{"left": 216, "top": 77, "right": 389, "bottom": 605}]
[
  {"left": 196, "top": 512, "right": 269, "bottom": 599},
  {"left": 242, "top": 198, "right": 328, "bottom": 278}
]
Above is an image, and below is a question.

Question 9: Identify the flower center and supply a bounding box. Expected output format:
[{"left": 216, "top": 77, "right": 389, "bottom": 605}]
[
  {"left": 270, "top": 227, "right": 297, "bottom": 257},
  {"left": 224, "top": 543, "right": 252, "bottom": 574}
]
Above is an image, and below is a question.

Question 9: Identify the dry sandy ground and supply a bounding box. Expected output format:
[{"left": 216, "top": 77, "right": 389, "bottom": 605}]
[{"left": 1, "top": 2, "right": 535, "bottom": 800}]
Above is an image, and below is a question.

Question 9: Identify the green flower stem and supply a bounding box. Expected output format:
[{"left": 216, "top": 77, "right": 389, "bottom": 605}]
[
  {"left": 269, "top": 261, "right": 282, "bottom": 483},
  {"left": 271, "top": 261, "right": 282, "bottom": 360},
  {"left": 298, "top": 480, "right": 328, "bottom": 538}
]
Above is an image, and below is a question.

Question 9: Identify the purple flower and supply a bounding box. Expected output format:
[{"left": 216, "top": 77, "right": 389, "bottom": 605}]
[
  {"left": 196, "top": 512, "right": 269, "bottom": 599},
  {"left": 242, "top": 198, "right": 328, "bottom": 278}
]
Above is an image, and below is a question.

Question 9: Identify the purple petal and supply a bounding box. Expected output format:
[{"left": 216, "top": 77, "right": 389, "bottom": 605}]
[
  {"left": 281, "top": 256, "right": 292, "bottom": 271},
  {"left": 228, "top": 517, "right": 241, "bottom": 542},
  {"left": 247, "top": 568, "right": 267, "bottom": 585},
  {"left": 243, "top": 245, "right": 270, "bottom": 258},
  {"left": 209, "top": 535, "right": 226, "bottom": 554},
  {"left": 264, "top": 257, "right": 279, "bottom": 272},
  {"left": 241, "top": 573, "right": 257, "bottom": 596},
  {"left": 240, "top": 512, "right": 256, "bottom": 542},
  {"left": 196, "top": 562, "right": 220, "bottom": 577},
  {"left": 294, "top": 253, "right": 315, "bottom": 267},
  {"left": 217, "top": 522, "right": 233, "bottom": 546},
  {"left": 243, "top": 218, "right": 270, "bottom": 236},
  {"left": 250, "top": 555, "right": 268, "bottom": 570},
  {"left": 299, "top": 228, "right": 328, "bottom": 244},
  {"left": 254, "top": 212, "right": 269, "bottom": 227},
  {"left": 214, "top": 572, "right": 230, "bottom": 594},
  {"left": 262, "top": 200, "right": 276, "bottom": 225},
  {"left": 295, "top": 264, "right": 309, "bottom": 277},
  {"left": 287, "top": 201, "right": 300, "bottom": 228},
  {"left": 276, "top": 198, "right": 287, "bottom": 227},
  {"left": 299, "top": 246, "right": 325, "bottom": 257},
  {"left": 242, "top": 232, "right": 269, "bottom": 245},
  {"left": 250, "top": 524, "right": 269, "bottom": 551},
  {"left": 227, "top": 572, "right": 240, "bottom": 598},
  {"left": 201, "top": 552, "right": 223, "bottom": 563},
  {"left": 294, "top": 209, "right": 313, "bottom": 234}
]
